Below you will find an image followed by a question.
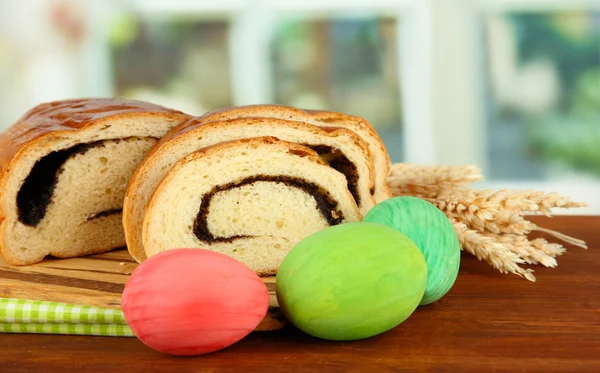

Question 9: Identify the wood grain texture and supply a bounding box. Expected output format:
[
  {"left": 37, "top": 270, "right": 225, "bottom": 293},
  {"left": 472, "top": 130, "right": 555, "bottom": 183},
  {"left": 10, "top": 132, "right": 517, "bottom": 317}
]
[
  {"left": 0, "top": 216, "right": 599, "bottom": 373},
  {"left": 0, "top": 248, "right": 283, "bottom": 332}
]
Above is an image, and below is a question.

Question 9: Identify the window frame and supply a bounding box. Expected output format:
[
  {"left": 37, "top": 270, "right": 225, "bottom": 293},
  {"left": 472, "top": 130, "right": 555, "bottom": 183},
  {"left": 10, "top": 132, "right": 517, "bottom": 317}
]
[
  {"left": 473, "top": 0, "right": 600, "bottom": 215},
  {"left": 117, "top": 0, "right": 600, "bottom": 213}
]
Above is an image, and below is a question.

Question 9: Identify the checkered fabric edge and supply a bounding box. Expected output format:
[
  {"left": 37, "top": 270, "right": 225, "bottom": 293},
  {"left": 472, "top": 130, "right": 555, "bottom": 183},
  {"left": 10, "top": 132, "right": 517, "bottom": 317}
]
[{"left": 0, "top": 298, "right": 135, "bottom": 337}]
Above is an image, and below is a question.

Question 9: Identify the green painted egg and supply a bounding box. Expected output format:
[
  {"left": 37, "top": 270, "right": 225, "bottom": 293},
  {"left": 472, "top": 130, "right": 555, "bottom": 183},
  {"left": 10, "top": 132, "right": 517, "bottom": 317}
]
[
  {"left": 276, "top": 222, "right": 427, "bottom": 341},
  {"left": 363, "top": 196, "right": 461, "bottom": 305}
]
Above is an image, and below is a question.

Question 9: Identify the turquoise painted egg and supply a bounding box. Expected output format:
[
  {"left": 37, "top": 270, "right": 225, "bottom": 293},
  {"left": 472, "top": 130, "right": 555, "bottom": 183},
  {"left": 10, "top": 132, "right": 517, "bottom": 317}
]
[
  {"left": 276, "top": 222, "right": 427, "bottom": 341},
  {"left": 363, "top": 196, "right": 461, "bottom": 305}
]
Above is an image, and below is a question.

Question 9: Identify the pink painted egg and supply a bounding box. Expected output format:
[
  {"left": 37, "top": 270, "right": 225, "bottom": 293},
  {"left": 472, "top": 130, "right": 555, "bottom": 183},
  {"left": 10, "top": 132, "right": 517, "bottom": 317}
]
[{"left": 121, "top": 248, "right": 270, "bottom": 356}]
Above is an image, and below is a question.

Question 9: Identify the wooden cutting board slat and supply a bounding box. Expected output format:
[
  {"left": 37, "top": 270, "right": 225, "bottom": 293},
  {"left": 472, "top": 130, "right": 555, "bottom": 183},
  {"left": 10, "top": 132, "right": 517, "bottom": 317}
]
[{"left": 0, "top": 249, "right": 284, "bottom": 332}]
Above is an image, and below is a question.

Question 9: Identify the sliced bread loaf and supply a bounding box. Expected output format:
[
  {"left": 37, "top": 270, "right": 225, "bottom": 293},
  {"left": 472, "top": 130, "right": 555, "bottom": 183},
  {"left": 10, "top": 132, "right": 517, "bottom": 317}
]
[
  {"left": 123, "top": 116, "right": 377, "bottom": 262},
  {"left": 0, "top": 98, "right": 189, "bottom": 265},
  {"left": 142, "top": 137, "right": 362, "bottom": 275},
  {"left": 196, "top": 104, "right": 392, "bottom": 202}
]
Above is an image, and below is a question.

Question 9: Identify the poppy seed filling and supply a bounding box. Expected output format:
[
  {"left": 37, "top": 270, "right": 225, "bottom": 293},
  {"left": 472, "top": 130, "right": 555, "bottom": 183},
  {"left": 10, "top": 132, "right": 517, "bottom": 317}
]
[
  {"left": 16, "top": 137, "right": 153, "bottom": 227},
  {"left": 305, "top": 145, "right": 360, "bottom": 204},
  {"left": 193, "top": 175, "right": 345, "bottom": 243}
]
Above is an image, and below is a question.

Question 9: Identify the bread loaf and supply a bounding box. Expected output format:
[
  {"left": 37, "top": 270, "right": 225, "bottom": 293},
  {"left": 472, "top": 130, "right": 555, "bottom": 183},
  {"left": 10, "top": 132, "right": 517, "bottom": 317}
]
[
  {"left": 0, "top": 98, "right": 189, "bottom": 265},
  {"left": 142, "top": 137, "right": 362, "bottom": 275},
  {"left": 196, "top": 104, "right": 392, "bottom": 202},
  {"left": 123, "top": 116, "right": 377, "bottom": 262}
]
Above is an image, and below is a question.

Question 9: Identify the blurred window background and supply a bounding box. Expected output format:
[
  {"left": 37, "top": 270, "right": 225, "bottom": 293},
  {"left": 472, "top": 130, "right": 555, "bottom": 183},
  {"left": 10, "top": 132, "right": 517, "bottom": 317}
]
[
  {"left": 485, "top": 10, "right": 600, "bottom": 180},
  {"left": 0, "top": 0, "right": 599, "bottom": 213}
]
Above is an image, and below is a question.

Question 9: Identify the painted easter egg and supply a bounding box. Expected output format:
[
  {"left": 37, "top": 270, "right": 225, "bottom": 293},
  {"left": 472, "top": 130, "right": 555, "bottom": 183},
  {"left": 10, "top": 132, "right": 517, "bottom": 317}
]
[
  {"left": 276, "top": 222, "right": 427, "bottom": 341},
  {"left": 121, "top": 248, "right": 270, "bottom": 356},
  {"left": 363, "top": 196, "right": 461, "bottom": 305}
]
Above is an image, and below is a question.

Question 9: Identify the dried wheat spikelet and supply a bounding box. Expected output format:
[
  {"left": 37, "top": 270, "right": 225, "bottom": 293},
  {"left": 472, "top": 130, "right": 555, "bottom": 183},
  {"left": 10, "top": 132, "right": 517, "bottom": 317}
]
[
  {"left": 436, "top": 187, "right": 586, "bottom": 216},
  {"left": 495, "top": 190, "right": 587, "bottom": 215},
  {"left": 425, "top": 189, "right": 500, "bottom": 231},
  {"left": 451, "top": 220, "right": 537, "bottom": 282},
  {"left": 425, "top": 189, "right": 529, "bottom": 236},
  {"left": 530, "top": 237, "right": 568, "bottom": 257},
  {"left": 388, "top": 164, "right": 483, "bottom": 185},
  {"left": 387, "top": 164, "right": 482, "bottom": 198},
  {"left": 388, "top": 183, "right": 449, "bottom": 199},
  {"left": 387, "top": 162, "right": 588, "bottom": 281},
  {"left": 427, "top": 188, "right": 587, "bottom": 247},
  {"left": 488, "top": 233, "right": 559, "bottom": 268}
]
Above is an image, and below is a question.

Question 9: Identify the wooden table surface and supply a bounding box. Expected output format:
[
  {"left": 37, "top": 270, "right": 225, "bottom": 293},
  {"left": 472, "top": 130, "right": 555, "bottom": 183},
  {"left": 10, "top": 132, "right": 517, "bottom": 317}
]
[{"left": 1, "top": 215, "right": 598, "bottom": 373}]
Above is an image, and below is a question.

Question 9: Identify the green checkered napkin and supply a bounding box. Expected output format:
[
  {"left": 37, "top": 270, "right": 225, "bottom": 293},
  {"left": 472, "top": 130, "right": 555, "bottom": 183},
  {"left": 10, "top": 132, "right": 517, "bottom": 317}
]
[{"left": 0, "top": 298, "right": 135, "bottom": 337}]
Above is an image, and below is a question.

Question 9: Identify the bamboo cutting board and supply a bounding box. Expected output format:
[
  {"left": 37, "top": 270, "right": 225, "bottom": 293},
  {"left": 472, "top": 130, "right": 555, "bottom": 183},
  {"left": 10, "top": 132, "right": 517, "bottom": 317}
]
[{"left": 0, "top": 249, "right": 285, "bottom": 332}]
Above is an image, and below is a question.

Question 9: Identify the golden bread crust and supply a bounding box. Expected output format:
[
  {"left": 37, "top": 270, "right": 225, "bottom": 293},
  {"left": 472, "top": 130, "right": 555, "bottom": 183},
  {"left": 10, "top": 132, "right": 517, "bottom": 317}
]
[
  {"left": 0, "top": 98, "right": 189, "bottom": 263},
  {"left": 123, "top": 116, "right": 376, "bottom": 262}
]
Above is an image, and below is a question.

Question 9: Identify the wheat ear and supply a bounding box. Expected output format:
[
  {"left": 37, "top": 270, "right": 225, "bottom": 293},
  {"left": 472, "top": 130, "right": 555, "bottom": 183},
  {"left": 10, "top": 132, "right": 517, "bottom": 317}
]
[
  {"left": 451, "top": 220, "right": 536, "bottom": 282},
  {"left": 388, "top": 164, "right": 483, "bottom": 185},
  {"left": 489, "top": 233, "right": 559, "bottom": 268},
  {"left": 387, "top": 164, "right": 482, "bottom": 198}
]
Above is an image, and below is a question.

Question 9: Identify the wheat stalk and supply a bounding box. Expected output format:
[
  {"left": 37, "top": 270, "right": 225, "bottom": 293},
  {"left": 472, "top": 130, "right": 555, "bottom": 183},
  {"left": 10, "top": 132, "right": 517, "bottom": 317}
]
[
  {"left": 427, "top": 190, "right": 500, "bottom": 231},
  {"left": 387, "top": 164, "right": 481, "bottom": 198},
  {"left": 489, "top": 233, "right": 559, "bottom": 267},
  {"left": 436, "top": 188, "right": 587, "bottom": 215},
  {"left": 426, "top": 190, "right": 533, "bottom": 236},
  {"left": 530, "top": 237, "right": 568, "bottom": 257},
  {"left": 430, "top": 188, "right": 587, "bottom": 246},
  {"left": 495, "top": 190, "right": 587, "bottom": 215},
  {"left": 388, "top": 164, "right": 483, "bottom": 185},
  {"left": 387, "top": 162, "right": 588, "bottom": 281},
  {"left": 389, "top": 183, "right": 452, "bottom": 199},
  {"left": 451, "top": 220, "right": 536, "bottom": 282}
]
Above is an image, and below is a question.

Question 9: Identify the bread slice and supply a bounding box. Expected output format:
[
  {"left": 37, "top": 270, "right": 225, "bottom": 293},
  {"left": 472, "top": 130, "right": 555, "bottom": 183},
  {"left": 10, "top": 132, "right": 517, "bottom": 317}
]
[
  {"left": 142, "top": 137, "right": 362, "bottom": 275},
  {"left": 196, "top": 104, "right": 392, "bottom": 202},
  {"left": 0, "top": 98, "right": 189, "bottom": 265},
  {"left": 123, "top": 116, "right": 377, "bottom": 262}
]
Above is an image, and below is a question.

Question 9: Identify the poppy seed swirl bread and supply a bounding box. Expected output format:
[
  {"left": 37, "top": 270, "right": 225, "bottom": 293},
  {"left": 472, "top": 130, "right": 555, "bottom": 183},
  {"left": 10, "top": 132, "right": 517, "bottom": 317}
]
[
  {"left": 196, "top": 104, "right": 392, "bottom": 203},
  {"left": 123, "top": 116, "right": 378, "bottom": 262},
  {"left": 141, "top": 137, "right": 362, "bottom": 275},
  {"left": 0, "top": 98, "right": 189, "bottom": 265}
]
